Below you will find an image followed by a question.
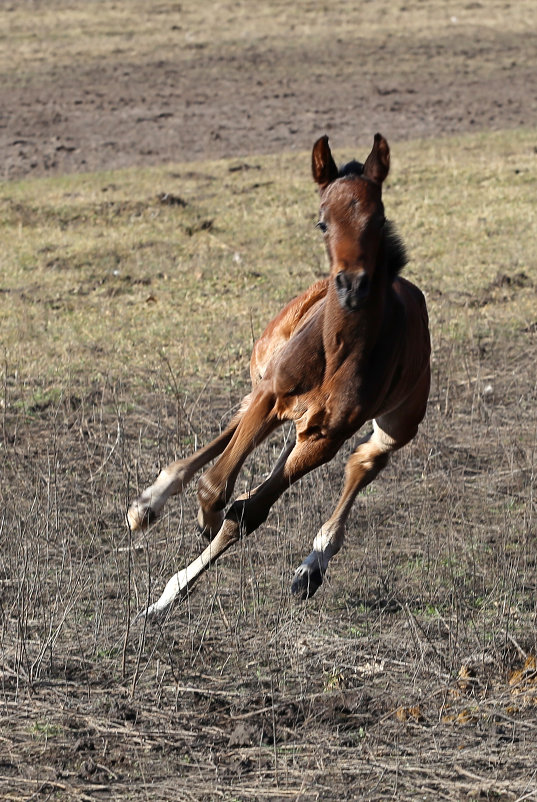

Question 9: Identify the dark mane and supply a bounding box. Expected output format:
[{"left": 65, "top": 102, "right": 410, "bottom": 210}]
[{"left": 383, "top": 220, "right": 407, "bottom": 278}]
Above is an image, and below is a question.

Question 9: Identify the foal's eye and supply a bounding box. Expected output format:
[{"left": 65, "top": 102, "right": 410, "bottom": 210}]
[{"left": 316, "top": 220, "right": 328, "bottom": 233}]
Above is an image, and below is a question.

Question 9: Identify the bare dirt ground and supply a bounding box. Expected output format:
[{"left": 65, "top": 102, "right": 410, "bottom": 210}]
[
  {"left": 2, "top": 335, "right": 536, "bottom": 801},
  {"left": 2, "top": 1, "right": 537, "bottom": 180},
  {"left": 1, "top": 2, "right": 537, "bottom": 800}
]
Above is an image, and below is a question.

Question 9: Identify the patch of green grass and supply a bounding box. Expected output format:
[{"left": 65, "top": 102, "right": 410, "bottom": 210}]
[{"left": 30, "top": 720, "right": 62, "bottom": 739}]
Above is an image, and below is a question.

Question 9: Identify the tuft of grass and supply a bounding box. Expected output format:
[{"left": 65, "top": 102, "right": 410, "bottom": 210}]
[{"left": 30, "top": 721, "right": 63, "bottom": 739}]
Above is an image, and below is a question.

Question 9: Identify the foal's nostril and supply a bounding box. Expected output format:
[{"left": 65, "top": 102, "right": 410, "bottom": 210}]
[
  {"left": 335, "top": 271, "right": 347, "bottom": 291},
  {"left": 356, "top": 271, "right": 369, "bottom": 300},
  {"left": 335, "top": 269, "right": 370, "bottom": 310}
]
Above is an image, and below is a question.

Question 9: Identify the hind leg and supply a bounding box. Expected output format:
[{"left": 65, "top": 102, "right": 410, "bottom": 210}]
[
  {"left": 291, "top": 424, "right": 394, "bottom": 598},
  {"left": 291, "top": 368, "right": 429, "bottom": 599}
]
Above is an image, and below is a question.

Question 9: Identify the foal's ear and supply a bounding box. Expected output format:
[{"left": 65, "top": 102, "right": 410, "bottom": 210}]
[
  {"left": 363, "top": 133, "right": 390, "bottom": 185},
  {"left": 312, "top": 135, "right": 339, "bottom": 190}
]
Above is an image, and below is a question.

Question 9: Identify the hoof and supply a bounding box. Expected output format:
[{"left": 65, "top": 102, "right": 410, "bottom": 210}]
[
  {"left": 134, "top": 572, "right": 190, "bottom": 623},
  {"left": 291, "top": 563, "right": 323, "bottom": 600},
  {"left": 197, "top": 507, "right": 224, "bottom": 541},
  {"left": 127, "top": 500, "right": 159, "bottom": 532},
  {"left": 134, "top": 602, "right": 164, "bottom": 624}
]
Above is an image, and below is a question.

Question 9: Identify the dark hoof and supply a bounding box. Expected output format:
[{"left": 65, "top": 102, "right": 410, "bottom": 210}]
[{"left": 291, "top": 564, "right": 323, "bottom": 600}]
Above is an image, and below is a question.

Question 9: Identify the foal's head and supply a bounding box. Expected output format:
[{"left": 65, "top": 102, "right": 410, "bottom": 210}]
[{"left": 312, "top": 133, "right": 392, "bottom": 312}]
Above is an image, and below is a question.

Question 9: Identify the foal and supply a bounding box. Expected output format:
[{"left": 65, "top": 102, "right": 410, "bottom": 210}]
[{"left": 128, "top": 133, "right": 431, "bottom": 619}]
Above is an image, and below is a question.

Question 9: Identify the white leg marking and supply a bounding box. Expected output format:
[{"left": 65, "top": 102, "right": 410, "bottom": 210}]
[
  {"left": 127, "top": 465, "right": 187, "bottom": 531},
  {"left": 292, "top": 521, "right": 344, "bottom": 599},
  {"left": 372, "top": 418, "right": 398, "bottom": 451},
  {"left": 292, "top": 423, "right": 396, "bottom": 599},
  {"left": 136, "top": 520, "right": 238, "bottom": 620}
]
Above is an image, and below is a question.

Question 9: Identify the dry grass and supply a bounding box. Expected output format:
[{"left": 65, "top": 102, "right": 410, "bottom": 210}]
[
  {"left": 2, "top": 0, "right": 536, "bottom": 79},
  {"left": 2, "top": 128, "right": 536, "bottom": 392},
  {"left": 1, "top": 6, "right": 537, "bottom": 796}
]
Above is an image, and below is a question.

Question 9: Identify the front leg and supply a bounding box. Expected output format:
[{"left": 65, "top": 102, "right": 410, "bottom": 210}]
[
  {"left": 196, "top": 388, "right": 281, "bottom": 533},
  {"left": 292, "top": 372, "right": 430, "bottom": 598},
  {"left": 127, "top": 425, "right": 236, "bottom": 531},
  {"left": 137, "top": 428, "right": 343, "bottom": 620},
  {"left": 291, "top": 393, "right": 430, "bottom": 600}
]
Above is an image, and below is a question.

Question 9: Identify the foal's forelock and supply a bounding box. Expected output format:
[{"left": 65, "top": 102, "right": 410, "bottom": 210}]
[{"left": 338, "top": 160, "right": 364, "bottom": 178}]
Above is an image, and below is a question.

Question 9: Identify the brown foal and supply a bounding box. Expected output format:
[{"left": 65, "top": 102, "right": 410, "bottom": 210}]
[{"left": 128, "top": 133, "right": 431, "bottom": 619}]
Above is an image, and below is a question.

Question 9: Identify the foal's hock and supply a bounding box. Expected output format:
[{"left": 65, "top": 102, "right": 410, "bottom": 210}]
[{"left": 128, "top": 133, "right": 431, "bottom": 620}]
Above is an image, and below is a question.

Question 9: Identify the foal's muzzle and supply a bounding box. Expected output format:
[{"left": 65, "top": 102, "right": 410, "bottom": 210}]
[{"left": 335, "top": 270, "right": 370, "bottom": 310}]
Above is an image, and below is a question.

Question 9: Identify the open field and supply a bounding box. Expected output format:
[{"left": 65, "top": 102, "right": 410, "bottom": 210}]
[
  {"left": 2, "top": 0, "right": 537, "bottom": 179},
  {"left": 1, "top": 2, "right": 537, "bottom": 801}
]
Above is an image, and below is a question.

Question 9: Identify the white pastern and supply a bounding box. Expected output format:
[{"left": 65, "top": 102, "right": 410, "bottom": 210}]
[
  {"left": 135, "top": 566, "right": 189, "bottom": 621},
  {"left": 127, "top": 467, "right": 185, "bottom": 530},
  {"left": 311, "top": 521, "right": 344, "bottom": 560},
  {"left": 135, "top": 520, "right": 238, "bottom": 622}
]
